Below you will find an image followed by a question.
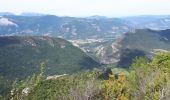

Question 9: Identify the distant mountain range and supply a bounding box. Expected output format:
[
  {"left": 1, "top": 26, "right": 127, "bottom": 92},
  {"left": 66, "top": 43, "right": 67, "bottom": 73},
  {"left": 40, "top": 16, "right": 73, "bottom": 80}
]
[
  {"left": 0, "top": 12, "right": 46, "bottom": 16},
  {"left": 1, "top": 13, "right": 170, "bottom": 97},
  {"left": 0, "top": 15, "right": 132, "bottom": 39},
  {"left": 1, "top": 14, "right": 170, "bottom": 39},
  {"left": 1, "top": 13, "right": 170, "bottom": 72},
  {"left": 1, "top": 14, "right": 170, "bottom": 65}
]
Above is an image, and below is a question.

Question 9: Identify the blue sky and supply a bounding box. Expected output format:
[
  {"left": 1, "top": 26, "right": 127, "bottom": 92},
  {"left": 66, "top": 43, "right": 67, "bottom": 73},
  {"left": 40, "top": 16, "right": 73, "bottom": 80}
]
[{"left": 0, "top": 0, "right": 170, "bottom": 17}]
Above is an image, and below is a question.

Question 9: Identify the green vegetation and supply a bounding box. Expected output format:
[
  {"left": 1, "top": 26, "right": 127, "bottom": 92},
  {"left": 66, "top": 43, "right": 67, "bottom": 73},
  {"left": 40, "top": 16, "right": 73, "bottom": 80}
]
[
  {"left": 0, "top": 36, "right": 100, "bottom": 97},
  {"left": 6, "top": 52, "right": 170, "bottom": 100},
  {"left": 9, "top": 70, "right": 103, "bottom": 100},
  {"left": 121, "top": 29, "right": 170, "bottom": 51},
  {"left": 117, "top": 29, "right": 170, "bottom": 67},
  {"left": 127, "top": 52, "right": 170, "bottom": 99},
  {"left": 0, "top": 36, "right": 100, "bottom": 79}
]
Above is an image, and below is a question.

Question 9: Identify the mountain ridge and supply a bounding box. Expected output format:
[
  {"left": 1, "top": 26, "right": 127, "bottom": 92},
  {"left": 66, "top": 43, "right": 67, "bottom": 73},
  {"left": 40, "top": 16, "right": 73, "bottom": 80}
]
[{"left": 0, "top": 36, "right": 100, "bottom": 80}]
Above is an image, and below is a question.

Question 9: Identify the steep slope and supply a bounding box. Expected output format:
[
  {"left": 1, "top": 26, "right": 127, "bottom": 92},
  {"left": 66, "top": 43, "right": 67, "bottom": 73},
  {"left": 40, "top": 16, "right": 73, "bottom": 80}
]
[
  {"left": 69, "top": 29, "right": 170, "bottom": 66},
  {"left": 0, "top": 36, "right": 100, "bottom": 80},
  {"left": 120, "top": 29, "right": 170, "bottom": 51},
  {"left": 117, "top": 29, "right": 170, "bottom": 67},
  {"left": 6, "top": 52, "right": 170, "bottom": 100}
]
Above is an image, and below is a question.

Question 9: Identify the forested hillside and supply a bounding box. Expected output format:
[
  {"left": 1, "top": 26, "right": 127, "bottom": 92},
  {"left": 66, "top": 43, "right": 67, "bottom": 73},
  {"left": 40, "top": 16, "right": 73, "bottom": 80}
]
[
  {"left": 6, "top": 52, "right": 170, "bottom": 100},
  {"left": 116, "top": 29, "right": 170, "bottom": 67},
  {"left": 0, "top": 36, "right": 100, "bottom": 78}
]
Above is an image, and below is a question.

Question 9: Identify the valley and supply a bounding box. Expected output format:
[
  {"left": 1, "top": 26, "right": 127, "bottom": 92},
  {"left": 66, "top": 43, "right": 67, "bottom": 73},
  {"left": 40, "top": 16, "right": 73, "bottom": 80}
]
[
  {"left": 0, "top": 36, "right": 100, "bottom": 79},
  {"left": 1, "top": 15, "right": 170, "bottom": 66},
  {"left": 0, "top": 14, "right": 170, "bottom": 99},
  {"left": 1, "top": 14, "right": 170, "bottom": 75}
]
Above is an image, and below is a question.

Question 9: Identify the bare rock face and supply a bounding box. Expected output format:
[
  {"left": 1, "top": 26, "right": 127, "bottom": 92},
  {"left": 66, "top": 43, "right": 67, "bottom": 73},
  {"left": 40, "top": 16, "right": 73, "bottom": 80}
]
[
  {"left": 22, "top": 87, "right": 31, "bottom": 96},
  {"left": 46, "top": 74, "right": 68, "bottom": 80},
  {"left": 69, "top": 38, "right": 123, "bottom": 64}
]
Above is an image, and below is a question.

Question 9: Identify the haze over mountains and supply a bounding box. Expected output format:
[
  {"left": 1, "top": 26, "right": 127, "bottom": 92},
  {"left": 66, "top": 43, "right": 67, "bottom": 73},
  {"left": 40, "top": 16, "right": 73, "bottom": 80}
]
[
  {"left": 1, "top": 13, "right": 170, "bottom": 38},
  {"left": 0, "top": 15, "right": 132, "bottom": 39},
  {"left": 1, "top": 12, "right": 170, "bottom": 98},
  {"left": 1, "top": 0, "right": 170, "bottom": 99},
  {"left": 1, "top": 13, "right": 170, "bottom": 64}
]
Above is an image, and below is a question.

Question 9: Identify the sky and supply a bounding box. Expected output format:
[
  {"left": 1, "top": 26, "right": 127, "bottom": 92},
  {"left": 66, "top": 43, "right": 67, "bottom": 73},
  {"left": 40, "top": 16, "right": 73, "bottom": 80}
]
[{"left": 0, "top": 0, "right": 170, "bottom": 17}]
